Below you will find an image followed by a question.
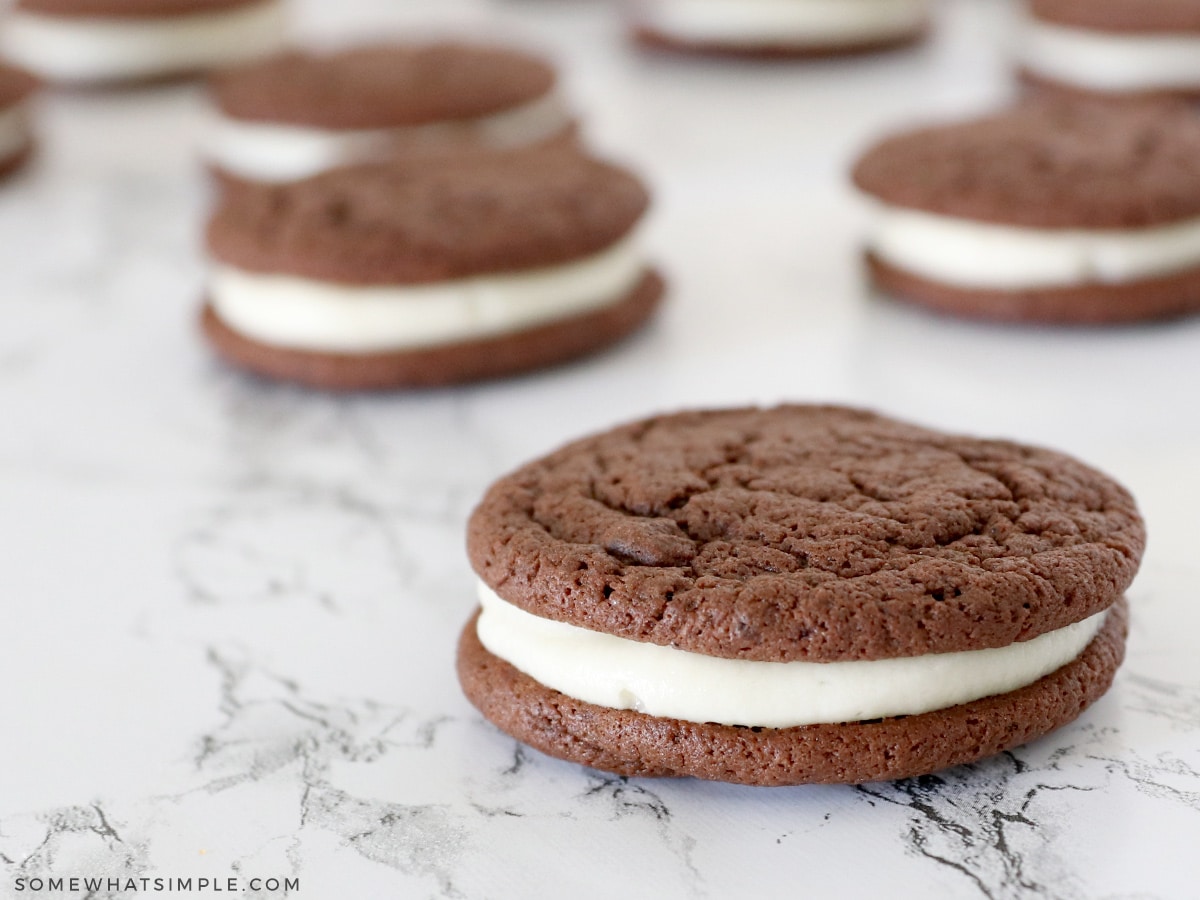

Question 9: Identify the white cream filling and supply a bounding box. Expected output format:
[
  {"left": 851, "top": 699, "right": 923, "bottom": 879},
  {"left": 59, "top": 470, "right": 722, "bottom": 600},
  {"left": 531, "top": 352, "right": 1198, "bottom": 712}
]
[
  {"left": 475, "top": 583, "right": 1108, "bottom": 729},
  {"left": 867, "top": 204, "right": 1200, "bottom": 290},
  {"left": 636, "top": 0, "right": 930, "bottom": 46},
  {"left": 0, "top": 103, "right": 31, "bottom": 161},
  {"left": 209, "top": 233, "right": 645, "bottom": 353},
  {"left": 204, "top": 91, "right": 572, "bottom": 183},
  {"left": 1021, "top": 20, "right": 1200, "bottom": 93},
  {"left": 0, "top": 0, "right": 287, "bottom": 83}
]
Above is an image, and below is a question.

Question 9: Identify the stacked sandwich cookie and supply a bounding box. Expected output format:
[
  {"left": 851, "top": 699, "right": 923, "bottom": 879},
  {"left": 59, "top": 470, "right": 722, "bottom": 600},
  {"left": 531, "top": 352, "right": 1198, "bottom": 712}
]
[
  {"left": 201, "top": 147, "right": 663, "bottom": 389},
  {"left": 1, "top": 0, "right": 286, "bottom": 86},
  {"left": 0, "top": 64, "right": 38, "bottom": 180},
  {"left": 205, "top": 43, "right": 575, "bottom": 186},
  {"left": 853, "top": 99, "right": 1200, "bottom": 324},
  {"left": 1021, "top": 0, "right": 1200, "bottom": 99},
  {"left": 632, "top": 0, "right": 932, "bottom": 58},
  {"left": 458, "top": 405, "right": 1143, "bottom": 786}
]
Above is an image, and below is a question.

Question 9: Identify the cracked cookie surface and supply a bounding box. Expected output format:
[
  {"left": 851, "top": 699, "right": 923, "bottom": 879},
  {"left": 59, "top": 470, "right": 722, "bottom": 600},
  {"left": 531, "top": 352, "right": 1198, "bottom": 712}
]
[{"left": 467, "top": 405, "right": 1144, "bottom": 662}]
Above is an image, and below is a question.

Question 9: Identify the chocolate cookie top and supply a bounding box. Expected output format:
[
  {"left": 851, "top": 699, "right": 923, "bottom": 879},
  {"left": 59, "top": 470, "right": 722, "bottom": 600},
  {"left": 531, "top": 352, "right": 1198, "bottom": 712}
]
[
  {"left": 468, "top": 406, "right": 1144, "bottom": 663},
  {"left": 0, "top": 64, "right": 38, "bottom": 107},
  {"left": 852, "top": 99, "right": 1200, "bottom": 229},
  {"left": 1030, "top": 0, "right": 1200, "bottom": 33},
  {"left": 210, "top": 43, "right": 556, "bottom": 130},
  {"left": 207, "top": 147, "right": 649, "bottom": 284},
  {"left": 16, "top": 0, "right": 258, "bottom": 17}
]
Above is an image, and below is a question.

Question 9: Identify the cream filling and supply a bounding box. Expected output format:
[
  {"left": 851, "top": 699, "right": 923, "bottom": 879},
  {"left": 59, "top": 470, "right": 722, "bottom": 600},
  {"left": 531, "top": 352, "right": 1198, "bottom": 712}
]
[
  {"left": 475, "top": 583, "right": 1108, "bottom": 729},
  {"left": 204, "top": 91, "right": 572, "bottom": 183},
  {"left": 867, "top": 204, "right": 1200, "bottom": 291},
  {"left": 636, "top": 0, "right": 930, "bottom": 46},
  {"left": 0, "top": 0, "right": 287, "bottom": 83},
  {"left": 0, "top": 103, "right": 31, "bottom": 161},
  {"left": 209, "top": 233, "right": 645, "bottom": 353},
  {"left": 1021, "top": 20, "right": 1200, "bottom": 93}
]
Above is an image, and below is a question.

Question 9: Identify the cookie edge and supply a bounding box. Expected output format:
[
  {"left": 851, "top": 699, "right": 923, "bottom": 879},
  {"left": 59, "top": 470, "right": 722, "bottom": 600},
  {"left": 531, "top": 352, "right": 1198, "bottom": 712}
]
[
  {"left": 631, "top": 24, "right": 927, "bottom": 59},
  {"left": 199, "top": 269, "right": 664, "bottom": 389},
  {"left": 866, "top": 250, "right": 1200, "bottom": 324},
  {"left": 457, "top": 597, "right": 1128, "bottom": 786}
]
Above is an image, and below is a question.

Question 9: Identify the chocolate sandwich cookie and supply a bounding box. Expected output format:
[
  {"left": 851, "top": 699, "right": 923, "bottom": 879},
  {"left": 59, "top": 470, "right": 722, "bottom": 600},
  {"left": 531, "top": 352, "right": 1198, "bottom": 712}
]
[
  {"left": 631, "top": 0, "right": 932, "bottom": 58},
  {"left": 458, "top": 405, "right": 1144, "bottom": 785},
  {"left": 1, "top": 0, "right": 286, "bottom": 86},
  {"left": 206, "top": 43, "right": 575, "bottom": 185},
  {"left": 0, "top": 64, "right": 38, "bottom": 180},
  {"left": 201, "top": 147, "right": 663, "bottom": 389},
  {"left": 852, "top": 99, "right": 1200, "bottom": 324},
  {"left": 1020, "top": 0, "right": 1200, "bottom": 99}
]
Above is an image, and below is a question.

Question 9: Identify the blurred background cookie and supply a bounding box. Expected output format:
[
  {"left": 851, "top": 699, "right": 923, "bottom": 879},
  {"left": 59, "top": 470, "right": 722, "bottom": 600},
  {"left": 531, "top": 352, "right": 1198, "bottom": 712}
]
[
  {"left": 1020, "top": 0, "right": 1200, "bottom": 100},
  {"left": 204, "top": 42, "right": 575, "bottom": 186},
  {"left": 1, "top": 0, "right": 287, "bottom": 86},
  {"left": 200, "top": 146, "right": 663, "bottom": 388},
  {"left": 853, "top": 98, "right": 1200, "bottom": 324}
]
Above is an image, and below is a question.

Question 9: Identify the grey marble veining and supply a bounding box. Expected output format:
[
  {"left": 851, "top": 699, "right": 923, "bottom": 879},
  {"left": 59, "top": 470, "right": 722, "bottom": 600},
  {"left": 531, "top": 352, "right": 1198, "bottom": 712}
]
[{"left": 1, "top": 0, "right": 1198, "bottom": 897}]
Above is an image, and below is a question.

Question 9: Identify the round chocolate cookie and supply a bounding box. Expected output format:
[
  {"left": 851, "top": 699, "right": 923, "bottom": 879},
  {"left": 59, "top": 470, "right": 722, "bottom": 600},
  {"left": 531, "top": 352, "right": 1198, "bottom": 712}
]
[
  {"left": 458, "top": 405, "right": 1143, "bottom": 785},
  {"left": 853, "top": 99, "right": 1200, "bottom": 229},
  {"left": 207, "top": 146, "right": 645, "bottom": 283},
  {"left": 852, "top": 99, "right": 1200, "bottom": 323},
  {"left": 202, "top": 146, "right": 663, "bottom": 389},
  {"left": 211, "top": 43, "right": 557, "bottom": 131},
  {"left": 469, "top": 406, "right": 1142, "bottom": 662}
]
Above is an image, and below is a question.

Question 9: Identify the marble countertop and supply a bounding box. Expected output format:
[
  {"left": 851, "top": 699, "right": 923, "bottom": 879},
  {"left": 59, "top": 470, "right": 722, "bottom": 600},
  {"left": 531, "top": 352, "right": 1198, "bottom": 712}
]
[{"left": 2, "top": 0, "right": 1198, "bottom": 897}]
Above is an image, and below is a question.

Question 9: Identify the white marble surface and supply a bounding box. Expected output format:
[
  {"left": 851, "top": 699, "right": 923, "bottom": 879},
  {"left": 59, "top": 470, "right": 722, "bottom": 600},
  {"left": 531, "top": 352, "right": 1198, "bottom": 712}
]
[{"left": 1, "top": 0, "right": 1199, "bottom": 897}]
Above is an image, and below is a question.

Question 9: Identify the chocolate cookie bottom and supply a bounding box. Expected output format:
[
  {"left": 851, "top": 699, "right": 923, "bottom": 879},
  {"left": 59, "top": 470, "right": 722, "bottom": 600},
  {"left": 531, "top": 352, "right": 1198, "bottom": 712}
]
[
  {"left": 200, "top": 269, "right": 663, "bottom": 390},
  {"left": 457, "top": 598, "right": 1127, "bottom": 786},
  {"left": 868, "top": 252, "right": 1200, "bottom": 325},
  {"left": 633, "top": 26, "right": 926, "bottom": 59}
]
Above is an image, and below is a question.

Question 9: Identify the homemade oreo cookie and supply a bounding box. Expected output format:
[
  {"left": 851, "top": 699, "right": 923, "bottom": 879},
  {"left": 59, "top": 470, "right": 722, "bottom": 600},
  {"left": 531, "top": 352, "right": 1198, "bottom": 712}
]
[
  {"left": 0, "top": 64, "right": 38, "bottom": 180},
  {"left": 1021, "top": 0, "right": 1200, "bottom": 99},
  {"left": 458, "top": 405, "right": 1143, "bottom": 786},
  {"left": 1, "top": 0, "right": 286, "bottom": 85},
  {"left": 631, "top": 0, "right": 931, "bottom": 58},
  {"left": 852, "top": 99, "right": 1200, "bottom": 323},
  {"left": 205, "top": 43, "right": 574, "bottom": 185},
  {"left": 201, "top": 147, "right": 662, "bottom": 388}
]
